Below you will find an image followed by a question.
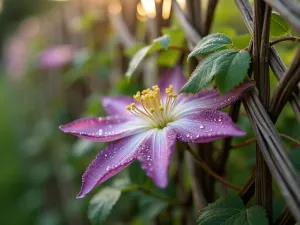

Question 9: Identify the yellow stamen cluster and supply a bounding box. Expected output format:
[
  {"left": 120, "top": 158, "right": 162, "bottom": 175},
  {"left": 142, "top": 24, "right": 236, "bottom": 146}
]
[{"left": 126, "top": 84, "right": 178, "bottom": 128}]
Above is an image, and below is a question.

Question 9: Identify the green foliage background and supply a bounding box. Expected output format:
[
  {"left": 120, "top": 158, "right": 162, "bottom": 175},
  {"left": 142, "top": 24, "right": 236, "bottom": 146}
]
[{"left": 0, "top": 0, "right": 299, "bottom": 224}]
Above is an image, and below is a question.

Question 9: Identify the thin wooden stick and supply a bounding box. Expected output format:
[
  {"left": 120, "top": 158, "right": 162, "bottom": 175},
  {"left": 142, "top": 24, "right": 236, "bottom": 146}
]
[{"left": 183, "top": 143, "right": 242, "bottom": 192}]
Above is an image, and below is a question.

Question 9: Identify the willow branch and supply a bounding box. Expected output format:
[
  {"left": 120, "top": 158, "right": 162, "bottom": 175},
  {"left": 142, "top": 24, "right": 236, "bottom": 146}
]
[
  {"left": 183, "top": 143, "right": 242, "bottom": 191},
  {"left": 239, "top": 171, "right": 255, "bottom": 205}
]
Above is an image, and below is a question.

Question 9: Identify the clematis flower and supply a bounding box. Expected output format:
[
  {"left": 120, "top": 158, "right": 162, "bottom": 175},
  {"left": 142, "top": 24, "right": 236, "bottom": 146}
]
[{"left": 60, "top": 66, "right": 254, "bottom": 198}]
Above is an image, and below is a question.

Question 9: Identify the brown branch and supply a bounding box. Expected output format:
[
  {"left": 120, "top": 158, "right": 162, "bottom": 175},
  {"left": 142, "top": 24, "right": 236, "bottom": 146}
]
[
  {"left": 202, "top": 0, "right": 219, "bottom": 35},
  {"left": 235, "top": 0, "right": 300, "bottom": 122},
  {"left": 239, "top": 171, "right": 255, "bottom": 204},
  {"left": 231, "top": 133, "right": 300, "bottom": 149},
  {"left": 183, "top": 143, "right": 242, "bottom": 192},
  {"left": 270, "top": 50, "right": 300, "bottom": 122},
  {"left": 216, "top": 101, "right": 241, "bottom": 174},
  {"left": 253, "top": 1, "right": 273, "bottom": 222},
  {"left": 263, "top": 0, "right": 300, "bottom": 34},
  {"left": 243, "top": 89, "right": 300, "bottom": 221},
  {"left": 274, "top": 206, "right": 295, "bottom": 225},
  {"left": 270, "top": 36, "right": 300, "bottom": 46}
]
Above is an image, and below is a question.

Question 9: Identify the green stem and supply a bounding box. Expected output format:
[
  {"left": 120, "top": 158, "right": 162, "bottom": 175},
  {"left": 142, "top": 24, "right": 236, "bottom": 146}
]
[{"left": 168, "top": 45, "right": 190, "bottom": 53}]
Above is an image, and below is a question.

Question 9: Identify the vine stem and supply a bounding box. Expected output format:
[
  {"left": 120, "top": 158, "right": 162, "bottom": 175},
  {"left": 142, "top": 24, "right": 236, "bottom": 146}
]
[
  {"left": 168, "top": 45, "right": 190, "bottom": 52},
  {"left": 270, "top": 36, "right": 300, "bottom": 46},
  {"left": 121, "top": 185, "right": 182, "bottom": 205},
  {"left": 182, "top": 143, "right": 242, "bottom": 191},
  {"left": 231, "top": 133, "right": 300, "bottom": 149}
]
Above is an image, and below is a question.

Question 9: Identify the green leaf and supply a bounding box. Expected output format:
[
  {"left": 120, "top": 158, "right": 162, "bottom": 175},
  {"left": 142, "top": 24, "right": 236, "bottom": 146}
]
[
  {"left": 217, "top": 27, "right": 236, "bottom": 37},
  {"left": 181, "top": 49, "right": 238, "bottom": 94},
  {"left": 270, "top": 12, "right": 291, "bottom": 37},
  {"left": 125, "top": 43, "right": 145, "bottom": 56},
  {"left": 128, "top": 161, "right": 148, "bottom": 185},
  {"left": 158, "top": 27, "right": 185, "bottom": 67},
  {"left": 232, "top": 34, "right": 251, "bottom": 49},
  {"left": 125, "top": 45, "right": 152, "bottom": 78},
  {"left": 154, "top": 35, "right": 171, "bottom": 49},
  {"left": 198, "top": 195, "right": 268, "bottom": 225},
  {"left": 188, "top": 33, "right": 232, "bottom": 59},
  {"left": 215, "top": 50, "right": 251, "bottom": 93},
  {"left": 88, "top": 187, "right": 121, "bottom": 225},
  {"left": 72, "top": 139, "right": 96, "bottom": 157},
  {"left": 204, "top": 195, "right": 244, "bottom": 211},
  {"left": 126, "top": 28, "right": 185, "bottom": 77},
  {"left": 125, "top": 35, "right": 171, "bottom": 78},
  {"left": 137, "top": 193, "right": 168, "bottom": 220}
]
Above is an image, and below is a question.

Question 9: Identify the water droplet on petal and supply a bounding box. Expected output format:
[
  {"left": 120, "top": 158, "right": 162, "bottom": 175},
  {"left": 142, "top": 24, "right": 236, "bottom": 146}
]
[{"left": 199, "top": 125, "right": 205, "bottom": 129}]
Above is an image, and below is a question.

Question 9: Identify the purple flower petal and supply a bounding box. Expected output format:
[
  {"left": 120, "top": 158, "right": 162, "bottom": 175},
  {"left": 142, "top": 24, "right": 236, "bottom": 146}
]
[
  {"left": 59, "top": 115, "right": 147, "bottom": 142},
  {"left": 77, "top": 131, "right": 152, "bottom": 198},
  {"left": 169, "top": 110, "right": 245, "bottom": 143},
  {"left": 137, "top": 128, "right": 177, "bottom": 188},
  {"left": 101, "top": 96, "right": 134, "bottom": 116},
  {"left": 39, "top": 45, "right": 74, "bottom": 69},
  {"left": 157, "top": 65, "right": 187, "bottom": 96},
  {"left": 176, "top": 81, "right": 255, "bottom": 117}
]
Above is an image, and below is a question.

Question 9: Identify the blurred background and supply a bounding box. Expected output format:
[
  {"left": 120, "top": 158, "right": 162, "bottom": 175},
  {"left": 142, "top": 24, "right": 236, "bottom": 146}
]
[{"left": 0, "top": 0, "right": 299, "bottom": 224}]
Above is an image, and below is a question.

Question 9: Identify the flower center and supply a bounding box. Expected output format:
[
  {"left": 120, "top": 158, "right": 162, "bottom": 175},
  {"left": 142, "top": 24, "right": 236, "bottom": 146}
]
[{"left": 126, "top": 84, "right": 178, "bottom": 128}]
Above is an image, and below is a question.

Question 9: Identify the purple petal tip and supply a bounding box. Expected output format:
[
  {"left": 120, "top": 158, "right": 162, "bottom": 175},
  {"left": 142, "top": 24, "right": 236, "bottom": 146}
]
[{"left": 76, "top": 192, "right": 85, "bottom": 199}]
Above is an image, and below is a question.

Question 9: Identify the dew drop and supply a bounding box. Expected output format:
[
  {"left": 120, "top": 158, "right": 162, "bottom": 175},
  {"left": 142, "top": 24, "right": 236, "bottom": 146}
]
[{"left": 199, "top": 125, "right": 205, "bottom": 129}]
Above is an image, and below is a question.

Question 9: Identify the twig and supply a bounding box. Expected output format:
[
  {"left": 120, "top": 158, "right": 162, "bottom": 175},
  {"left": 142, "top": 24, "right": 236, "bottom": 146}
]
[
  {"left": 280, "top": 133, "right": 300, "bottom": 146},
  {"left": 122, "top": 185, "right": 182, "bottom": 205},
  {"left": 239, "top": 171, "right": 255, "bottom": 205},
  {"left": 183, "top": 143, "right": 242, "bottom": 192},
  {"left": 270, "top": 36, "right": 300, "bottom": 46},
  {"left": 270, "top": 50, "right": 300, "bottom": 122},
  {"left": 231, "top": 133, "right": 300, "bottom": 149},
  {"left": 274, "top": 206, "right": 295, "bottom": 225},
  {"left": 202, "top": 0, "right": 219, "bottom": 35}
]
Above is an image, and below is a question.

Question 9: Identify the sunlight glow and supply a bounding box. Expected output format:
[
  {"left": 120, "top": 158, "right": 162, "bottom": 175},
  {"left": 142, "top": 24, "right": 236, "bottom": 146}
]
[
  {"left": 137, "top": 2, "right": 147, "bottom": 21},
  {"left": 176, "top": 0, "right": 186, "bottom": 9},
  {"left": 141, "top": 0, "right": 156, "bottom": 19},
  {"left": 108, "top": 0, "right": 122, "bottom": 14},
  {"left": 162, "top": 0, "right": 172, "bottom": 20}
]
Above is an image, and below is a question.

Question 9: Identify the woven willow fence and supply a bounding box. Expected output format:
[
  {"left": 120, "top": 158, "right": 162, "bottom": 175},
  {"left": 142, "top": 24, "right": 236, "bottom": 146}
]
[
  {"left": 31, "top": 0, "right": 300, "bottom": 223},
  {"left": 110, "top": 0, "right": 300, "bottom": 224}
]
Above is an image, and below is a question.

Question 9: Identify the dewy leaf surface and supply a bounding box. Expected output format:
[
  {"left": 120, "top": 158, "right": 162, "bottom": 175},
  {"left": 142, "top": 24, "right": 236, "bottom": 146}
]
[
  {"left": 158, "top": 27, "right": 185, "bottom": 67},
  {"left": 198, "top": 195, "right": 268, "bottom": 225},
  {"left": 270, "top": 12, "right": 291, "bottom": 37},
  {"left": 215, "top": 50, "right": 251, "bottom": 93},
  {"left": 153, "top": 35, "right": 171, "bottom": 50},
  {"left": 125, "top": 35, "right": 171, "bottom": 78},
  {"left": 181, "top": 49, "right": 238, "bottom": 94},
  {"left": 188, "top": 33, "right": 232, "bottom": 59},
  {"left": 88, "top": 187, "right": 121, "bottom": 225}
]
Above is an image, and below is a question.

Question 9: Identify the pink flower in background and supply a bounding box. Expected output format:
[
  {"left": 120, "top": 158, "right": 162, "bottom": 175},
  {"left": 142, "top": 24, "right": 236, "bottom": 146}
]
[
  {"left": 3, "top": 37, "right": 28, "bottom": 79},
  {"left": 60, "top": 66, "right": 254, "bottom": 198},
  {"left": 39, "top": 45, "right": 74, "bottom": 69}
]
